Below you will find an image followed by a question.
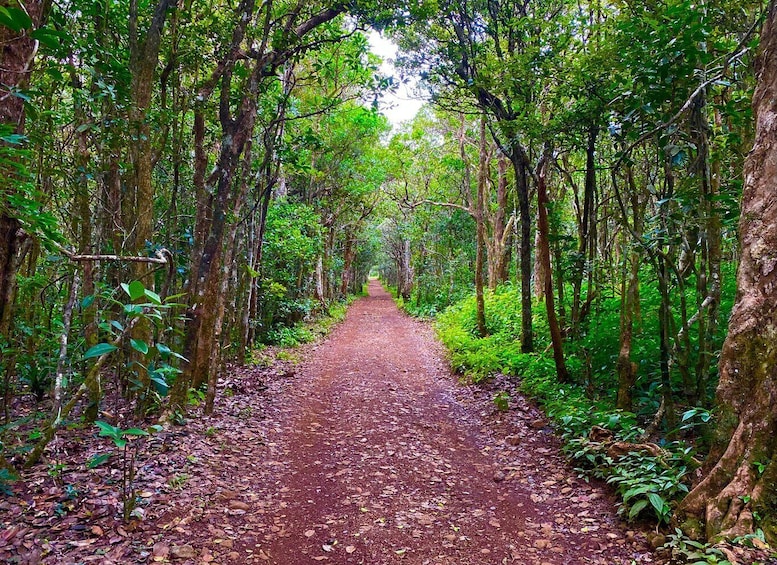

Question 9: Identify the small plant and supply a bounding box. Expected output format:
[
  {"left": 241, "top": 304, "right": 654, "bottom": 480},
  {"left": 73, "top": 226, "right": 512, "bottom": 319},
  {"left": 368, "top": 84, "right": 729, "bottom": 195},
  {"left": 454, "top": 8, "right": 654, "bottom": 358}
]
[
  {"left": 205, "top": 426, "right": 217, "bottom": 437},
  {"left": 168, "top": 473, "right": 189, "bottom": 490},
  {"left": 493, "top": 391, "right": 510, "bottom": 412},
  {"left": 275, "top": 350, "right": 300, "bottom": 363},
  {"left": 47, "top": 462, "right": 68, "bottom": 484},
  {"left": 188, "top": 388, "right": 206, "bottom": 407},
  {"left": 662, "top": 529, "right": 733, "bottom": 564},
  {"left": 0, "top": 468, "right": 17, "bottom": 495},
  {"left": 94, "top": 420, "right": 162, "bottom": 522},
  {"left": 732, "top": 528, "right": 769, "bottom": 550}
]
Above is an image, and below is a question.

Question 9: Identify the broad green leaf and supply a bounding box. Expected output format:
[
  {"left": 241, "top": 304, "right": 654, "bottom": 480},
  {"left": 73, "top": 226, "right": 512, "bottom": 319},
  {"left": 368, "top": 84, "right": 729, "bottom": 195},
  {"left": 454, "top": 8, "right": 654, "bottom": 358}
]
[
  {"left": 647, "top": 492, "right": 665, "bottom": 516},
  {"left": 628, "top": 499, "right": 648, "bottom": 520},
  {"left": 150, "top": 374, "right": 169, "bottom": 396},
  {"left": 84, "top": 342, "right": 117, "bottom": 359},
  {"left": 143, "top": 288, "right": 162, "bottom": 305},
  {"left": 87, "top": 453, "right": 111, "bottom": 468},
  {"left": 622, "top": 485, "right": 651, "bottom": 502},
  {"left": 122, "top": 428, "right": 149, "bottom": 437},
  {"left": 81, "top": 294, "right": 95, "bottom": 309},
  {"left": 0, "top": 6, "right": 33, "bottom": 31},
  {"left": 130, "top": 339, "right": 149, "bottom": 355},
  {"left": 127, "top": 280, "right": 145, "bottom": 301},
  {"left": 29, "top": 27, "right": 64, "bottom": 50},
  {"left": 95, "top": 420, "right": 120, "bottom": 438}
]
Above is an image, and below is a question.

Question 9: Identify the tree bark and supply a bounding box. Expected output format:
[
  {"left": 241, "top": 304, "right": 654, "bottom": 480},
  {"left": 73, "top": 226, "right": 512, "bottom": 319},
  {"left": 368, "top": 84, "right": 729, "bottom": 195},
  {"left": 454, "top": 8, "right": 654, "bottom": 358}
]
[
  {"left": 0, "top": 0, "right": 49, "bottom": 344},
  {"left": 676, "top": 0, "right": 777, "bottom": 541},
  {"left": 512, "top": 152, "right": 534, "bottom": 352},
  {"left": 474, "top": 117, "right": 488, "bottom": 337},
  {"left": 616, "top": 165, "right": 642, "bottom": 410},
  {"left": 536, "top": 150, "right": 567, "bottom": 381}
]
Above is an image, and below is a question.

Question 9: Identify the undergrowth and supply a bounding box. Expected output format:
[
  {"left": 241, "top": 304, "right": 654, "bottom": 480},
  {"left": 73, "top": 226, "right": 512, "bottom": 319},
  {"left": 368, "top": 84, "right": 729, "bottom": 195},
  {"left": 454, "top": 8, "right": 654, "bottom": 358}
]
[
  {"left": 433, "top": 285, "right": 697, "bottom": 526},
  {"left": 263, "top": 297, "right": 352, "bottom": 348}
]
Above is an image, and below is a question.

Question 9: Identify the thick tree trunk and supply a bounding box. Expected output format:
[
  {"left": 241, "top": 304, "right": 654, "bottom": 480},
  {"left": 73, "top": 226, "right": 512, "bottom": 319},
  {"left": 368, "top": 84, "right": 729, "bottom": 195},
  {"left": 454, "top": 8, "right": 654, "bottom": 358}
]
[
  {"left": 0, "top": 0, "right": 49, "bottom": 344},
  {"left": 676, "top": 1, "right": 777, "bottom": 541}
]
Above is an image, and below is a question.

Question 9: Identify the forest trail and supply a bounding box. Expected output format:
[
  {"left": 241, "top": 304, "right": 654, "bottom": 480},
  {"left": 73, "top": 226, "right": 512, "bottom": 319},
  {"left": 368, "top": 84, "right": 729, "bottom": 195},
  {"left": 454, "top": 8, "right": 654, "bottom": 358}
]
[{"left": 146, "top": 280, "right": 653, "bottom": 565}]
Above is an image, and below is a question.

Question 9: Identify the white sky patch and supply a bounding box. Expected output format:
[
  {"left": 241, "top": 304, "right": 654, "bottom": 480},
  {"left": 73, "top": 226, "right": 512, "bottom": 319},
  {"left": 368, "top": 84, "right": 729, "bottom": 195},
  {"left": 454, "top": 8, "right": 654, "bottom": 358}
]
[{"left": 368, "top": 30, "right": 425, "bottom": 130}]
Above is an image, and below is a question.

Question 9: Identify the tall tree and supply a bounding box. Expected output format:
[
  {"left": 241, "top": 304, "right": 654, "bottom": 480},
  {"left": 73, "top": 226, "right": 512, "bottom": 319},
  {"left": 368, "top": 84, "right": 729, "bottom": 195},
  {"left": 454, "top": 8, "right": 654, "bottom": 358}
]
[
  {"left": 676, "top": 0, "right": 777, "bottom": 541},
  {"left": 0, "top": 0, "right": 50, "bottom": 343}
]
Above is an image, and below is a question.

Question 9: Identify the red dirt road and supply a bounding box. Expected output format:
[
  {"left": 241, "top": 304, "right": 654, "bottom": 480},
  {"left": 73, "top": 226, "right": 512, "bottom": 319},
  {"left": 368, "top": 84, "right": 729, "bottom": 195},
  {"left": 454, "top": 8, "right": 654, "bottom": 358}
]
[
  {"left": 155, "top": 281, "right": 654, "bottom": 564},
  {"left": 197, "top": 281, "right": 650, "bottom": 565}
]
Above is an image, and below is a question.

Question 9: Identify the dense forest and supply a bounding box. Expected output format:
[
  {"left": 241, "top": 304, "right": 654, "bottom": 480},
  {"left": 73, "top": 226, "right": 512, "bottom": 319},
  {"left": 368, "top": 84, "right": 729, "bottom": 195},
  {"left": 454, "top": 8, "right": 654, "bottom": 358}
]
[{"left": 2, "top": 0, "right": 777, "bottom": 559}]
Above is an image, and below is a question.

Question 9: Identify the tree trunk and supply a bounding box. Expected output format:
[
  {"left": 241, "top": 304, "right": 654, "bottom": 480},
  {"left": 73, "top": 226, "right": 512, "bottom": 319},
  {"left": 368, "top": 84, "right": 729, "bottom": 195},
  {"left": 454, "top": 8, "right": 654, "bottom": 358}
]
[
  {"left": 0, "top": 0, "right": 49, "bottom": 344},
  {"left": 488, "top": 153, "right": 511, "bottom": 289},
  {"left": 127, "top": 0, "right": 173, "bottom": 404},
  {"left": 508, "top": 152, "right": 534, "bottom": 353},
  {"left": 616, "top": 238, "right": 640, "bottom": 410},
  {"left": 536, "top": 150, "right": 567, "bottom": 381},
  {"left": 676, "top": 0, "right": 777, "bottom": 541},
  {"left": 474, "top": 118, "right": 488, "bottom": 337}
]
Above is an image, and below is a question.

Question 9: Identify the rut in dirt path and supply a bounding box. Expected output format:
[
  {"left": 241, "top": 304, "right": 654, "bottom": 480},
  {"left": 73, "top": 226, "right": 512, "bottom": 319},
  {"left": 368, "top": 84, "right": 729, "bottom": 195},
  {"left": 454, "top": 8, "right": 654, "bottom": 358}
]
[{"left": 249, "top": 280, "right": 652, "bottom": 565}]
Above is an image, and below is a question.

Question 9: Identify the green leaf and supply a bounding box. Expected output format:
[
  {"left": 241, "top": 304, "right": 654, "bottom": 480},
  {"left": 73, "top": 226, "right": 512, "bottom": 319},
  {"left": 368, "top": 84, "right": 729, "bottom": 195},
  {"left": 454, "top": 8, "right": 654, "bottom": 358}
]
[
  {"left": 150, "top": 374, "right": 169, "bottom": 396},
  {"left": 648, "top": 492, "right": 665, "bottom": 515},
  {"left": 130, "top": 339, "right": 149, "bottom": 355},
  {"left": 127, "top": 280, "right": 145, "bottom": 301},
  {"left": 81, "top": 294, "right": 95, "bottom": 309},
  {"left": 122, "top": 428, "right": 149, "bottom": 437},
  {"left": 29, "top": 27, "right": 64, "bottom": 50},
  {"left": 628, "top": 499, "right": 648, "bottom": 520},
  {"left": 87, "top": 453, "right": 111, "bottom": 468},
  {"left": 95, "top": 420, "right": 120, "bottom": 438},
  {"left": 0, "top": 133, "right": 27, "bottom": 145},
  {"left": 84, "top": 342, "right": 117, "bottom": 359},
  {"left": 0, "top": 6, "right": 33, "bottom": 31},
  {"left": 622, "top": 485, "right": 651, "bottom": 502},
  {"left": 143, "top": 288, "right": 162, "bottom": 305}
]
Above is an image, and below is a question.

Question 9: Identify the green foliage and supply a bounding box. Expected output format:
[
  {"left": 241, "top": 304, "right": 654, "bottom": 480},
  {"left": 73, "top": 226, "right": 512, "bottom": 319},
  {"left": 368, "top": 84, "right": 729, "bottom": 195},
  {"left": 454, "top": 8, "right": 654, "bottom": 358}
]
[
  {"left": 492, "top": 391, "right": 510, "bottom": 412},
  {"left": 265, "top": 325, "right": 315, "bottom": 348},
  {"left": 662, "top": 529, "right": 734, "bottom": 564},
  {"left": 435, "top": 283, "right": 698, "bottom": 526},
  {"left": 91, "top": 281, "right": 186, "bottom": 407},
  {"left": 0, "top": 468, "right": 18, "bottom": 495},
  {"left": 94, "top": 421, "right": 162, "bottom": 522}
]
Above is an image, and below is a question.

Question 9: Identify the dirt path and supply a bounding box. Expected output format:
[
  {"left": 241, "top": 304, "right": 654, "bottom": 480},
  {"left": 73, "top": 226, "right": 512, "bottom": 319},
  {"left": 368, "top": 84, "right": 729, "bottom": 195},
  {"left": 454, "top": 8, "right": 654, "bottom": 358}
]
[
  {"left": 150, "top": 280, "right": 653, "bottom": 565},
  {"left": 5, "top": 281, "right": 657, "bottom": 564}
]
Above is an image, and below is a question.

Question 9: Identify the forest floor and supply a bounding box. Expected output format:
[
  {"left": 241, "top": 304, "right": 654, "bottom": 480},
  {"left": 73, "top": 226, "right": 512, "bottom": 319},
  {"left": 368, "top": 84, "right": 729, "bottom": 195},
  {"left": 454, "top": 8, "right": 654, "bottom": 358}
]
[{"left": 2, "top": 280, "right": 659, "bottom": 564}]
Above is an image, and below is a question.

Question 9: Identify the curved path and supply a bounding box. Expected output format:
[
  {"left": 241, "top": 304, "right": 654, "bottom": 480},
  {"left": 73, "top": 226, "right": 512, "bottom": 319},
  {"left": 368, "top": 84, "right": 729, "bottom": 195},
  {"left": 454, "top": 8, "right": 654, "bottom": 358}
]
[{"left": 156, "top": 280, "right": 653, "bottom": 564}]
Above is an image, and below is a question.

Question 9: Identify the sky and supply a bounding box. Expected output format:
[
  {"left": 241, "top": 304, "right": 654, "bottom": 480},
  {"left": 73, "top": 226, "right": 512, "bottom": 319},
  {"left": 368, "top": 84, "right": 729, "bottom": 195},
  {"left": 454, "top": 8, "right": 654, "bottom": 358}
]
[{"left": 367, "top": 31, "right": 426, "bottom": 130}]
